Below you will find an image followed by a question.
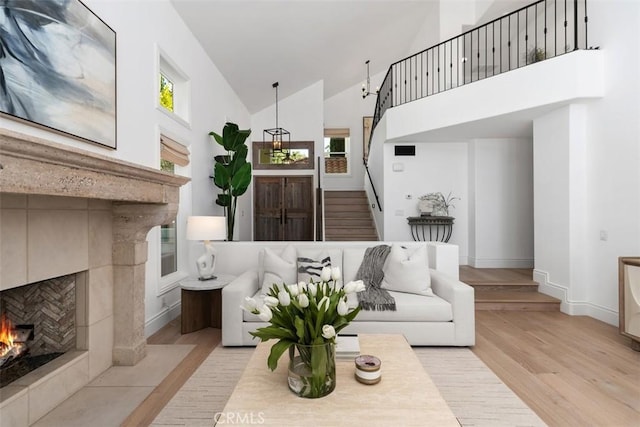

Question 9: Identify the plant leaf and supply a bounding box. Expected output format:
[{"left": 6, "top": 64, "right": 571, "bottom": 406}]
[{"left": 267, "top": 339, "right": 294, "bottom": 371}]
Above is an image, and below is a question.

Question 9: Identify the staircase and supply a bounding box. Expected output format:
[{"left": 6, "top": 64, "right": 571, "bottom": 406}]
[
  {"left": 460, "top": 266, "right": 561, "bottom": 311},
  {"left": 324, "top": 191, "right": 378, "bottom": 241}
]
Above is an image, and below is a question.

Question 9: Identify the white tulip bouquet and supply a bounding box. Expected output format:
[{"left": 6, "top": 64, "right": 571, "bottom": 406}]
[{"left": 242, "top": 266, "right": 365, "bottom": 397}]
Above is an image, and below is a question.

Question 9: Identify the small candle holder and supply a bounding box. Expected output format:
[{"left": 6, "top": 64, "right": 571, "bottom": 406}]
[{"left": 354, "top": 355, "right": 381, "bottom": 385}]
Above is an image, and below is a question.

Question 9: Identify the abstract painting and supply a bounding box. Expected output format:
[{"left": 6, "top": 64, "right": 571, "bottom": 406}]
[{"left": 0, "top": 0, "right": 116, "bottom": 148}]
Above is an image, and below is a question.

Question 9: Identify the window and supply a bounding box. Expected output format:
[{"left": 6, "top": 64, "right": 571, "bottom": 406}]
[
  {"left": 159, "top": 73, "right": 174, "bottom": 112},
  {"left": 324, "top": 128, "right": 350, "bottom": 174},
  {"left": 157, "top": 47, "right": 191, "bottom": 127},
  {"left": 159, "top": 134, "right": 190, "bottom": 278},
  {"left": 160, "top": 158, "right": 177, "bottom": 277}
]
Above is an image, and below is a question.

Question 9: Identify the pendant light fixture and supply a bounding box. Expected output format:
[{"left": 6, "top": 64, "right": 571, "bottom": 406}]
[
  {"left": 263, "top": 82, "right": 290, "bottom": 154},
  {"left": 361, "top": 60, "right": 379, "bottom": 99}
]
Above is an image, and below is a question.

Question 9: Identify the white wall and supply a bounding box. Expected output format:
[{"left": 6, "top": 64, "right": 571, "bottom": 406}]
[
  {"left": 0, "top": 0, "right": 250, "bottom": 337},
  {"left": 381, "top": 141, "right": 469, "bottom": 264},
  {"left": 469, "top": 138, "right": 534, "bottom": 268},
  {"left": 323, "top": 71, "right": 384, "bottom": 191},
  {"left": 248, "top": 81, "right": 324, "bottom": 240},
  {"left": 529, "top": 1, "right": 640, "bottom": 326}
]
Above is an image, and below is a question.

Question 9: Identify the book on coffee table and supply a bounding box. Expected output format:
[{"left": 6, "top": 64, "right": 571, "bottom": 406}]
[{"left": 336, "top": 335, "right": 360, "bottom": 359}]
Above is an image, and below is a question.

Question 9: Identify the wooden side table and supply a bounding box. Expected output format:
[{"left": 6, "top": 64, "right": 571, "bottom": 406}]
[{"left": 180, "top": 274, "right": 236, "bottom": 334}]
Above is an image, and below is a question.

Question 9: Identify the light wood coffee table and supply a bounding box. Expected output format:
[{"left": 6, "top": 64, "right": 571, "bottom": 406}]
[{"left": 221, "top": 334, "right": 459, "bottom": 426}]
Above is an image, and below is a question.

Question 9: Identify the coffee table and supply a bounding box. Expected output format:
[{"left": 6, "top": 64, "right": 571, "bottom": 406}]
[{"left": 221, "top": 334, "right": 459, "bottom": 426}]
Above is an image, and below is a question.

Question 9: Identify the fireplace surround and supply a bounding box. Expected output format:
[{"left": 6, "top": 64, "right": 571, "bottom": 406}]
[{"left": 0, "top": 128, "right": 189, "bottom": 425}]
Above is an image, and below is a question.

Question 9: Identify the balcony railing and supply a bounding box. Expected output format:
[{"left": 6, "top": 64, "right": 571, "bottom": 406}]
[{"left": 371, "top": 0, "right": 589, "bottom": 137}]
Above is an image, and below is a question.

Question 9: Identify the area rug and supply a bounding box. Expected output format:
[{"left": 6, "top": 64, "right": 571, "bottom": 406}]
[{"left": 151, "top": 346, "right": 546, "bottom": 427}]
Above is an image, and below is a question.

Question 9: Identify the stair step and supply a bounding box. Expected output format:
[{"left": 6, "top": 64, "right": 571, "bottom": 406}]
[
  {"left": 467, "top": 281, "right": 539, "bottom": 292},
  {"left": 325, "top": 235, "right": 378, "bottom": 241},
  {"left": 324, "top": 204, "right": 370, "bottom": 212},
  {"left": 325, "top": 218, "right": 374, "bottom": 227},
  {"left": 326, "top": 228, "right": 377, "bottom": 236},
  {"left": 325, "top": 212, "right": 373, "bottom": 219},
  {"left": 324, "top": 191, "right": 367, "bottom": 198},
  {"left": 474, "top": 290, "right": 561, "bottom": 311},
  {"left": 325, "top": 198, "right": 368, "bottom": 205}
]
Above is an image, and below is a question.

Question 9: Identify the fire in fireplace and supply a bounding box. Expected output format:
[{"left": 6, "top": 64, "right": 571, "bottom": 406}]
[
  {"left": 0, "top": 313, "right": 62, "bottom": 388},
  {"left": 0, "top": 314, "right": 28, "bottom": 367}
]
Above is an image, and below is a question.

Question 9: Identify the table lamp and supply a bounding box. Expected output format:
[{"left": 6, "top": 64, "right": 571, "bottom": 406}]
[{"left": 186, "top": 216, "right": 226, "bottom": 280}]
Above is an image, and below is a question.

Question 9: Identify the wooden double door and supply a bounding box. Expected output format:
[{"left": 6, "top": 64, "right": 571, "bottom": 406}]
[{"left": 254, "top": 176, "right": 314, "bottom": 241}]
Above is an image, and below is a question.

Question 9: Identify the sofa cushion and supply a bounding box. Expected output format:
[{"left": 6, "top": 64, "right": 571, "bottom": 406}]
[
  {"left": 296, "top": 248, "right": 343, "bottom": 283},
  {"left": 346, "top": 291, "right": 452, "bottom": 322},
  {"left": 381, "top": 244, "right": 433, "bottom": 296},
  {"left": 297, "top": 250, "right": 331, "bottom": 283},
  {"left": 343, "top": 247, "right": 367, "bottom": 284},
  {"left": 260, "top": 245, "right": 297, "bottom": 295},
  {"left": 245, "top": 290, "right": 453, "bottom": 323}
]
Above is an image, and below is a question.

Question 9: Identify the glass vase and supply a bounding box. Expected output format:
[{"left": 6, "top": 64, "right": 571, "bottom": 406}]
[{"left": 287, "top": 342, "right": 336, "bottom": 398}]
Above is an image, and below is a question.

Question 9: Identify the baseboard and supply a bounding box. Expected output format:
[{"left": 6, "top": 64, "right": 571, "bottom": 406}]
[
  {"left": 533, "top": 269, "right": 619, "bottom": 326},
  {"left": 145, "top": 301, "right": 181, "bottom": 337},
  {"left": 468, "top": 257, "right": 534, "bottom": 268}
]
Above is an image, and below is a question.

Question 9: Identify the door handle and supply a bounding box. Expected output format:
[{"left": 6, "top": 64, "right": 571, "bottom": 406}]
[{"left": 283, "top": 209, "right": 287, "bottom": 225}]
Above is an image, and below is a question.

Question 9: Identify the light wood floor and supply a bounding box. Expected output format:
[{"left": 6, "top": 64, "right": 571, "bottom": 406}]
[{"left": 125, "top": 273, "right": 640, "bottom": 427}]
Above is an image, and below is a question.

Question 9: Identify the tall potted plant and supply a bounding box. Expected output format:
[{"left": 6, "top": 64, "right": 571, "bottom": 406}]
[{"left": 209, "top": 122, "right": 252, "bottom": 241}]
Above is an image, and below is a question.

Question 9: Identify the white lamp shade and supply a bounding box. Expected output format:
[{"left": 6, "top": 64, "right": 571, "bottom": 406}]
[{"left": 186, "top": 216, "right": 226, "bottom": 241}]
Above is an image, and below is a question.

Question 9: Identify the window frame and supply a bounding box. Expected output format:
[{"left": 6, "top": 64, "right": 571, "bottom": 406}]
[
  {"left": 323, "top": 128, "right": 351, "bottom": 175},
  {"left": 156, "top": 45, "right": 191, "bottom": 129}
]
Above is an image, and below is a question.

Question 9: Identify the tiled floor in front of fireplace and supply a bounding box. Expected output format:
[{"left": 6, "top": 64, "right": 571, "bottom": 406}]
[{"left": 32, "top": 344, "right": 193, "bottom": 427}]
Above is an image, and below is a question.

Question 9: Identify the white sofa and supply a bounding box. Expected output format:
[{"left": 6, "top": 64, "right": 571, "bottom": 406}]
[{"left": 216, "top": 241, "right": 475, "bottom": 347}]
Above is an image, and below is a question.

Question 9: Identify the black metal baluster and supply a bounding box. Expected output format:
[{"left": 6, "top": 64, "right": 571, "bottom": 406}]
[
  {"left": 432, "top": 48, "right": 434, "bottom": 92},
  {"left": 485, "top": 25, "right": 488, "bottom": 79},
  {"left": 544, "top": 0, "right": 548, "bottom": 59},
  {"left": 462, "top": 34, "right": 466, "bottom": 85},
  {"left": 450, "top": 40, "right": 453, "bottom": 89},
  {"left": 492, "top": 22, "right": 495, "bottom": 76},
  {"left": 457, "top": 37, "right": 460, "bottom": 87},
  {"left": 443, "top": 42, "right": 447, "bottom": 90},
  {"left": 425, "top": 50, "right": 429, "bottom": 96},
  {"left": 500, "top": 18, "right": 503, "bottom": 73},
  {"left": 517, "top": 12, "right": 520, "bottom": 67},
  {"left": 535, "top": 3, "right": 538, "bottom": 60},
  {"left": 477, "top": 29, "right": 480, "bottom": 81},
  {"left": 573, "top": 0, "right": 578, "bottom": 50},
  {"left": 469, "top": 31, "right": 473, "bottom": 83},
  {"left": 584, "top": 0, "right": 588, "bottom": 49},
  {"left": 508, "top": 15, "right": 512, "bottom": 70},
  {"left": 437, "top": 44, "right": 441, "bottom": 93},
  {"left": 525, "top": 7, "right": 529, "bottom": 65},
  {"left": 564, "top": 0, "right": 568, "bottom": 52}
]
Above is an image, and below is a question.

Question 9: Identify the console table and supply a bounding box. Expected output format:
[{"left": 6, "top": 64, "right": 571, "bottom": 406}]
[
  {"left": 180, "top": 274, "right": 235, "bottom": 334},
  {"left": 407, "top": 216, "right": 454, "bottom": 242}
]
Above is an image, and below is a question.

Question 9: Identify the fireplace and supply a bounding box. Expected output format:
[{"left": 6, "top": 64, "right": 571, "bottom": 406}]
[
  {"left": 0, "top": 274, "right": 78, "bottom": 387},
  {"left": 0, "top": 129, "right": 189, "bottom": 425}
]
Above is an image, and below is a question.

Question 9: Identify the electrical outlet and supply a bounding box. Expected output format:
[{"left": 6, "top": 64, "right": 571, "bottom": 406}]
[{"left": 600, "top": 230, "right": 608, "bottom": 241}]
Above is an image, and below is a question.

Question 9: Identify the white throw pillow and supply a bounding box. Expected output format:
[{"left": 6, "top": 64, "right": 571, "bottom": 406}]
[
  {"left": 380, "top": 244, "right": 433, "bottom": 296},
  {"left": 297, "top": 251, "right": 331, "bottom": 283},
  {"left": 261, "top": 245, "right": 297, "bottom": 295}
]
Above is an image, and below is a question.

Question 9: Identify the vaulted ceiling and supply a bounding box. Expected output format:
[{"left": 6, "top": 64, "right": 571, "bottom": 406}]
[{"left": 171, "top": 0, "right": 439, "bottom": 113}]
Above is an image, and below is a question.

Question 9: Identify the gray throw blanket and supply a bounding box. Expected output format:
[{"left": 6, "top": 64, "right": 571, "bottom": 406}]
[{"left": 356, "top": 245, "right": 396, "bottom": 311}]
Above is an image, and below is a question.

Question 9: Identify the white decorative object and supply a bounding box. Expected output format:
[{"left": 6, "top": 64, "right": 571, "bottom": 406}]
[
  {"left": 418, "top": 192, "right": 460, "bottom": 217},
  {"left": 418, "top": 199, "right": 433, "bottom": 216},
  {"left": 186, "top": 216, "right": 226, "bottom": 280}
]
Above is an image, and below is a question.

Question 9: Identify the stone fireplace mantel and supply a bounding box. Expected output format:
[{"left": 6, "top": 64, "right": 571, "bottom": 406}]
[{"left": 1, "top": 128, "right": 190, "bottom": 368}]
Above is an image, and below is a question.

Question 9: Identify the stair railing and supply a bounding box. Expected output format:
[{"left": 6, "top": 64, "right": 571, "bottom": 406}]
[
  {"left": 371, "top": 0, "right": 589, "bottom": 138},
  {"left": 364, "top": 159, "right": 382, "bottom": 212}
]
